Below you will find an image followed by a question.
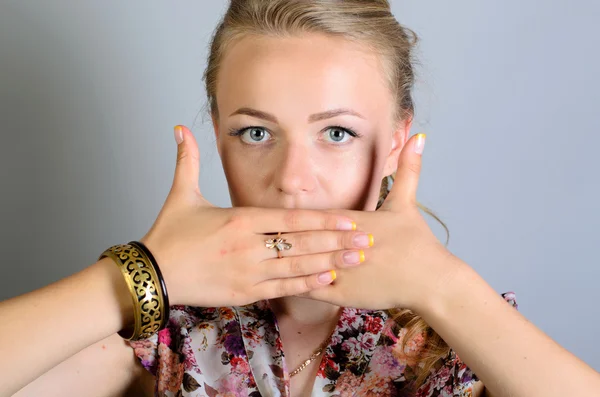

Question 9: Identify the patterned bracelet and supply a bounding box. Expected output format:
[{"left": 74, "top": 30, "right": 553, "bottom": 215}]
[{"left": 98, "top": 241, "right": 170, "bottom": 340}]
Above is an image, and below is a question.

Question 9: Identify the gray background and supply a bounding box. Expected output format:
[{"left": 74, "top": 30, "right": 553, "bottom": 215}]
[{"left": 1, "top": 0, "right": 598, "bottom": 371}]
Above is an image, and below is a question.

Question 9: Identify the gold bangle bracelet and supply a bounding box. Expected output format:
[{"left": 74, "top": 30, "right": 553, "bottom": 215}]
[{"left": 99, "top": 243, "right": 166, "bottom": 340}]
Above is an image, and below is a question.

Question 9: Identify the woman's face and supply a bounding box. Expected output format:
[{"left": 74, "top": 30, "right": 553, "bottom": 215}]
[{"left": 213, "top": 33, "right": 411, "bottom": 211}]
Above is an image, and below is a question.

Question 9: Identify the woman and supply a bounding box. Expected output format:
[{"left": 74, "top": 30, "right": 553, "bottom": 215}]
[{"left": 2, "top": 1, "right": 599, "bottom": 396}]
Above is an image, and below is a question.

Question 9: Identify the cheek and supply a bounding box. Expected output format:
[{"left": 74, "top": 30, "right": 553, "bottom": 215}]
[
  {"left": 219, "top": 145, "right": 268, "bottom": 202},
  {"left": 321, "top": 154, "right": 368, "bottom": 192},
  {"left": 217, "top": 135, "right": 390, "bottom": 210},
  {"left": 318, "top": 142, "right": 387, "bottom": 209}
]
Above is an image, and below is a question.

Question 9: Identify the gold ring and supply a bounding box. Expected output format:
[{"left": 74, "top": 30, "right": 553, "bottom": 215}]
[{"left": 265, "top": 231, "right": 293, "bottom": 259}]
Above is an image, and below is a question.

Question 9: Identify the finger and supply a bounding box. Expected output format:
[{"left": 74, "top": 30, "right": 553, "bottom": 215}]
[
  {"left": 257, "top": 230, "right": 374, "bottom": 260},
  {"left": 259, "top": 249, "right": 366, "bottom": 279},
  {"left": 171, "top": 125, "right": 203, "bottom": 200},
  {"left": 257, "top": 270, "right": 337, "bottom": 300},
  {"left": 246, "top": 207, "right": 357, "bottom": 233},
  {"left": 383, "top": 133, "right": 426, "bottom": 210}
]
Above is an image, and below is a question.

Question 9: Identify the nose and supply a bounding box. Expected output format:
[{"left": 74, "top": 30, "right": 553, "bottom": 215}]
[{"left": 275, "top": 143, "right": 317, "bottom": 195}]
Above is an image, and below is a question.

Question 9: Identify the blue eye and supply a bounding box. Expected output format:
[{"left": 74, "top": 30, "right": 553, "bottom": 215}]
[
  {"left": 323, "top": 126, "right": 359, "bottom": 144},
  {"left": 233, "top": 127, "right": 272, "bottom": 144}
]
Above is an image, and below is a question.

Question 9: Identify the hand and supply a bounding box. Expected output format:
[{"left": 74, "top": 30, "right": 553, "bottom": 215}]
[
  {"left": 139, "top": 125, "right": 373, "bottom": 307},
  {"left": 304, "top": 133, "right": 465, "bottom": 313}
]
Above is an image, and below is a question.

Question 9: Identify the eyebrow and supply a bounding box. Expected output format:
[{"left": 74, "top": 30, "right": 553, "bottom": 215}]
[{"left": 229, "top": 107, "right": 366, "bottom": 123}]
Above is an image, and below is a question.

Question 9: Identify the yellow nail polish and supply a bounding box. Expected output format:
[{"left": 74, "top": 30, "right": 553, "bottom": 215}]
[
  {"left": 359, "top": 250, "right": 365, "bottom": 263},
  {"left": 330, "top": 270, "right": 337, "bottom": 281},
  {"left": 174, "top": 125, "right": 184, "bottom": 144},
  {"left": 414, "top": 133, "right": 426, "bottom": 155},
  {"left": 351, "top": 222, "right": 357, "bottom": 231},
  {"left": 368, "top": 234, "right": 374, "bottom": 247}
]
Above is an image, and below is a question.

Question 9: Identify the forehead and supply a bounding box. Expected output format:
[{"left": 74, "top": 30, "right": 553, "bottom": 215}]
[{"left": 215, "top": 33, "right": 394, "bottom": 122}]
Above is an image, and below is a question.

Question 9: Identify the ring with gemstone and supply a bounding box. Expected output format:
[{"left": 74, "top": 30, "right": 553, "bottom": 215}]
[{"left": 265, "top": 232, "right": 293, "bottom": 259}]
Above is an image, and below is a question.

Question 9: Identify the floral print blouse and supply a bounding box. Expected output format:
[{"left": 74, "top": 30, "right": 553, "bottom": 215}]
[{"left": 129, "top": 292, "right": 518, "bottom": 397}]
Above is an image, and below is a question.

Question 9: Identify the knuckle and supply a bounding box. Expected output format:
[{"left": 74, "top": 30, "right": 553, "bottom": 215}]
[
  {"left": 288, "top": 257, "right": 303, "bottom": 276},
  {"left": 339, "top": 232, "right": 348, "bottom": 249},
  {"left": 177, "top": 150, "right": 199, "bottom": 166},
  {"left": 176, "top": 150, "right": 188, "bottom": 165},
  {"left": 408, "top": 162, "right": 421, "bottom": 175},
  {"left": 303, "top": 276, "right": 313, "bottom": 293},
  {"left": 295, "top": 233, "right": 309, "bottom": 252},
  {"left": 225, "top": 211, "right": 249, "bottom": 230},
  {"left": 323, "top": 213, "right": 334, "bottom": 230},
  {"left": 284, "top": 210, "right": 302, "bottom": 230},
  {"left": 277, "top": 281, "right": 290, "bottom": 298},
  {"left": 330, "top": 252, "right": 341, "bottom": 268}
]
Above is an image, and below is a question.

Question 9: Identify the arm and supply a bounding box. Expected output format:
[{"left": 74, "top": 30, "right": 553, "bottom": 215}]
[
  {"left": 12, "top": 333, "right": 154, "bottom": 397},
  {"left": 418, "top": 259, "right": 600, "bottom": 397},
  {"left": 0, "top": 257, "right": 139, "bottom": 396}
]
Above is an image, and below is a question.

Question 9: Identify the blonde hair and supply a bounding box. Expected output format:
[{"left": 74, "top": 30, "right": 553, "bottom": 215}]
[{"left": 204, "top": 0, "right": 451, "bottom": 390}]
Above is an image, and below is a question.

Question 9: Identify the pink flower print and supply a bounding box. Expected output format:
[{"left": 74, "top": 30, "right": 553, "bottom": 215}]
[
  {"left": 128, "top": 339, "right": 157, "bottom": 374},
  {"left": 364, "top": 315, "right": 383, "bottom": 334},
  {"left": 358, "top": 332, "right": 377, "bottom": 350},
  {"left": 393, "top": 328, "right": 426, "bottom": 367},
  {"left": 241, "top": 326, "right": 262, "bottom": 349},
  {"left": 369, "top": 346, "right": 404, "bottom": 379},
  {"left": 341, "top": 337, "right": 362, "bottom": 358},
  {"left": 180, "top": 336, "right": 199, "bottom": 373},
  {"left": 317, "top": 355, "right": 340, "bottom": 378},
  {"left": 339, "top": 309, "right": 361, "bottom": 332},
  {"left": 382, "top": 323, "right": 399, "bottom": 343},
  {"left": 275, "top": 335, "right": 284, "bottom": 353},
  {"left": 230, "top": 356, "right": 251, "bottom": 375},
  {"left": 415, "top": 380, "right": 433, "bottom": 397},
  {"left": 503, "top": 291, "right": 518, "bottom": 309},
  {"left": 158, "top": 328, "right": 171, "bottom": 346},
  {"left": 156, "top": 343, "right": 184, "bottom": 393},
  {"left": 216, "top": 372, "right": 249, "bottom": 397},
  {"left": 330, "top": 332, "right": 343, "bottom": 346},
  {"left": 334, "top": 371, "right": 362, "bottom": 396},
  {"left": 362, "top": 371, "right": 395, "bottom": 396},
  {"left": 430, "top": 365, "right": 452, "bottom": 389},
  {"left": 342, "top": 333, "right": 376, "bottom": 359},
  {"left": 442, "top": 383, "right": 454, "bottom": 396}
]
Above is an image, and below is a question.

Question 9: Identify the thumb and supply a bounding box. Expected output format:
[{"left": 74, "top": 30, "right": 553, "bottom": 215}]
[
  {"left": 171, "top": 125, "right": 202, "bottom": 198},
  {"left": 384, "top": 133, "right": 426, "bottom": 210}
]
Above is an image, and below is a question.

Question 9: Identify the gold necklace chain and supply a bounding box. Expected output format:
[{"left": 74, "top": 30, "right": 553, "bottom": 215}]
[{"left": 288, "top": 329, "right": 335, "bottom": 378}]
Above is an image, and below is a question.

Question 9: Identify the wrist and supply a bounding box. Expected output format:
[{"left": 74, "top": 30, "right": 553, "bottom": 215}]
[
  {"left": 411, "top": 253, "right": 473, "bottom": 317},
  {"left": 94, "top": 257, "right": 136, "bottom": 333},
  {"left": 98, "top": 242, "right": 171, "bottom": 340},
  {"left": 140, "top": 236, "right": 180, "bottom": 306}
]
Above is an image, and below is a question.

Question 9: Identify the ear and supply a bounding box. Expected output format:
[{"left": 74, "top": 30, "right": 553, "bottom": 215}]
[{"left": 383, "top": 117, "right": 413, "bottom": 176}]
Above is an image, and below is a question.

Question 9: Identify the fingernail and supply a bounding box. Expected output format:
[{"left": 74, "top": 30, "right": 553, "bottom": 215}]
[
  {"left": 318, "top": 270, "right": 336, "bottom": 284},
  {"left": 343, "top": 250, "right": 365, "bottom": 266},
  {"left": 337, "top": 219, "right": 356, "bottom": 231},
  {"left": 414, "top": 133, "right": 426, "bottom": 154},
  {"left": 353, "top": 233, "right": 374, "bottom": 248},
  {"left": 174, "top": 125, "right": 184, "bottom": 144}
]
